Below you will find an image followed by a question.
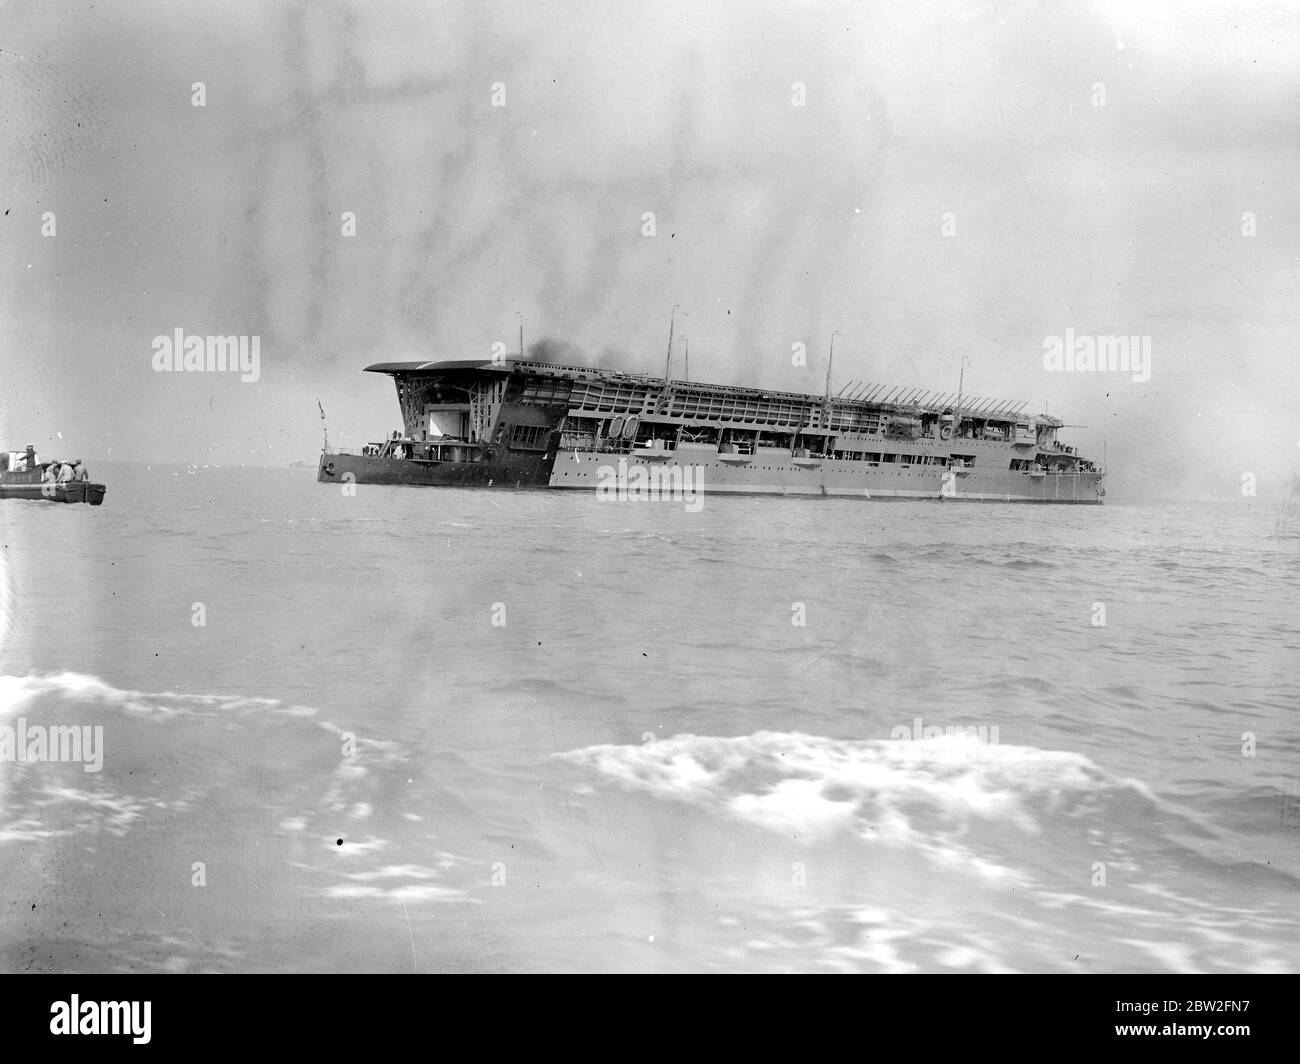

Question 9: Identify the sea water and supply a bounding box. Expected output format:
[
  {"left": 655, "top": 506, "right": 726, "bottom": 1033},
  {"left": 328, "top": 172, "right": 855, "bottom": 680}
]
[{"left": 1, "top": 464, "right": 1296, "bottom": 972}]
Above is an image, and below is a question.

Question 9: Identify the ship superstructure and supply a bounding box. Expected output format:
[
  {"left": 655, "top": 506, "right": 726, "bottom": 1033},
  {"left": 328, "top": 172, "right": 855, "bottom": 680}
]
[{"left": 317, "top": 358, "right": 1104, "bottom": 503}]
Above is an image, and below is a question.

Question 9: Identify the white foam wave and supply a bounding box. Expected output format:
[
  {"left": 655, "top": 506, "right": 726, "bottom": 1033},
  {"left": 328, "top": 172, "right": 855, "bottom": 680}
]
[
  {"left": 316, "top": 857, "right": 476, "bottom": 903},
  {"left": 0, "top": 670, "right": 319, "bottom": 721},
  {"left": 0, "top": 672, "right": 399, "bottom": 858},
  {"left": 559, "top": 730, "right": 1121, "bottom": 851}
]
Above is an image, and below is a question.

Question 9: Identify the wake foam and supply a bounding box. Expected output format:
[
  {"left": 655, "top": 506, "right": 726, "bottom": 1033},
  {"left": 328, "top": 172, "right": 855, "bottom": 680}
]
[
  {"left": 0, "top": 671, "right": 318, "bottom": 721},
  {"left": 559, "top": 730, "right": 1156, "bottom": 852}
]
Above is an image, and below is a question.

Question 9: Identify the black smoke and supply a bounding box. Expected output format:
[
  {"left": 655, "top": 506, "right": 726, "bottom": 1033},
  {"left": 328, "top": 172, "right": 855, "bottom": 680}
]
[{"left": 525, "top": 337, "right": 592, "bottom": 366}]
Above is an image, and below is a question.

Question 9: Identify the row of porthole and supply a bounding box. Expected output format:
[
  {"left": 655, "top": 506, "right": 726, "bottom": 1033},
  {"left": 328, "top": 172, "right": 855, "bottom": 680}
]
[
  {"left": 557, "top": 466, "right": 975, "bottom": 477},
  {"left": 584, "top": 406, "right": 1026, "bottom": 431},
  {"left": 572, "top": 455, "right": 976, "bottom": 469},
  {"left": 582, "top": 414, "right": 1026, "bottom": 443}
]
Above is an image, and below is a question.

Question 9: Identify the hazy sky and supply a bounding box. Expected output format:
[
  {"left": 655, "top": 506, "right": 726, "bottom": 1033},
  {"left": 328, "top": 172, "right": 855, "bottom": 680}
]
[{"left": 1, "top": 0, "right": 1296, "bottom": 500}]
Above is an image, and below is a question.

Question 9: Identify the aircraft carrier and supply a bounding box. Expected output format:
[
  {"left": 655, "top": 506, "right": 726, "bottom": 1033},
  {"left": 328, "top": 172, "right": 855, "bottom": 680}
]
[{"left": 317, "top": 358, "right": 1104, "bottom": 503}]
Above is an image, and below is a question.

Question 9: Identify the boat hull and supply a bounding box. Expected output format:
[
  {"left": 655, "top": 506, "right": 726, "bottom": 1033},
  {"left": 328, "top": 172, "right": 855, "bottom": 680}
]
[
  {"left": 0, "top": 480, "right": 106, "bottom": 504},
  {"left": 317, "top": 448, "right": 1103, "bottom": 503},
  {"left": 317, "top": 450, "right": 550, "bottom": 489},
  {"left": 548, "top": 449, "right": 1103, "bottom": 502}
]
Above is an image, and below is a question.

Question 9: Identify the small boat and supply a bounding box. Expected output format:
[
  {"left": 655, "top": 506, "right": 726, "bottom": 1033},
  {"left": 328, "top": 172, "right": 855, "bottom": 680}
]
[{"left": 0, "top": 447, "right": 107, "bottom": 505}]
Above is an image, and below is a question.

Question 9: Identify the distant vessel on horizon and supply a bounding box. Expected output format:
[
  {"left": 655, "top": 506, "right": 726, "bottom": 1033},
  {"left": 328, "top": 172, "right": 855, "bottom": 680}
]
[{"left": 317, "top": 357, "right": 1105, "bottom": 504}]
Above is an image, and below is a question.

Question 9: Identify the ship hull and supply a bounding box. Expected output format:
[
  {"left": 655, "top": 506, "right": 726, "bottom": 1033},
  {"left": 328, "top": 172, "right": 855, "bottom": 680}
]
[
  {"left": 317, "top": 450, "right": 549, "bottom": 490},
  {"left": 318, "top": 448, "right": 1103, "bottom": 503},
  {"left": 548, "top": 449, "right": 1103, "bottom": 502},
  {"left": 0, "top": 480, "right": 106, "bottom": 504}
]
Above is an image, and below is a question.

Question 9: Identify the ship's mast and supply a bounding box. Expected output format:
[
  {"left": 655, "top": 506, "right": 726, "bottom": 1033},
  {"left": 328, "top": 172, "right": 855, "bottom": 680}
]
[
  {"left": 517, "top": 312, "right": 524, "bottom": 359},
  {"left": 957, "top": 355, "right": 971, "bottom": 433},
  {"left": 820, "top": 332, "right": 839, "bottom": 446},
  {"left": 663, "top": 304, "right": 680, "bottom": 383},
  {"left": 825, "top": 331, "right": 839, "bottom": 404},
  {"left": 317, "top": 398, "right": 330, "bottom": 454},
  {"left": 682, "top": 336, "right": 689, "bottom": 383}
]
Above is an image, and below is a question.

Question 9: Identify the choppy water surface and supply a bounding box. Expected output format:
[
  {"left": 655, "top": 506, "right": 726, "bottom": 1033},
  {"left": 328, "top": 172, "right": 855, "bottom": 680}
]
[{"left": 1, "top": 464, "right": 1297, "bottom": 972}]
